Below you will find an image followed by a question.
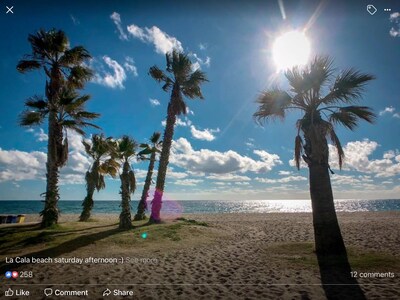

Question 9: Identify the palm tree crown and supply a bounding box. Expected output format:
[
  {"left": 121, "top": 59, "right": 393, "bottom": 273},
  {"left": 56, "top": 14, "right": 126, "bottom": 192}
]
[
  {"left": 149, "top": 50, "right": 208, "bottom": 115},
  {"left": 254, "top": 56, "right": 376, "bottom": 170},
  {"left": 17, "top": 29, "right": 92, "bottom": 89}
]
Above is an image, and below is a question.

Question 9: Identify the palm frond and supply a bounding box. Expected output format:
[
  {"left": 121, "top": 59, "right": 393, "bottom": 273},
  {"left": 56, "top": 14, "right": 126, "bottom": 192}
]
[
  {"left": 62, "top": 94, "right": 90, "bottom": 111},
  {"left": 128, "top": 170, "right": 136, "bottom": 194},
  {"left": 59, "top": 120, "right": 86, "bottom": 135},
  {"left": 67, "top": 65, "right": 93, "bottom": 89},
  {"left": 16, "top": 59, "right": 42, "bottom": 73},
  {"left": 294, "top": 135, "right": 303, "bottom": 170},
  {"left": 150, "top": 131, "right": 161, "bottom": 144},
  {"left": 182, "top": 69, "right": 208, "bottom": 99},
  {"left": 19, "top": 111, "right": 46, "bottom": 126},
  {"left": 118, "top": 136, "right": 137, "bottom": 160},
  {"left": 326, "top": 124, "right": 345, "bottom": 169},
  {"left": 253, "top": 88, "right": 294, "bottom": 124},
  {"left": 321, "top": 69, "right": 375, "bottom": 105},
  {"left": 82, "top": 140, "right": 93, "bottom": 157},
  {"left": 149, "top": 66, "right": 169, "bottom": 83},
  {"left": 59, "top": 46, "right": 92, "bottom": 66},
  {"left": 25, "top": 96, "right": 48, "bottom": 111},
  {"left": 328, "top": 106, "right": 376, "bottom": 130},
  {"left": 75, "top": 111, "right": 101, "bottom": 120}
]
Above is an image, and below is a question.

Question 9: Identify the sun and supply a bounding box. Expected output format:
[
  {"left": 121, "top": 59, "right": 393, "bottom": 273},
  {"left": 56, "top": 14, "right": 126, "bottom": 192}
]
[{"left": 272, "top": 31, "right": 311, "bottom": 71}]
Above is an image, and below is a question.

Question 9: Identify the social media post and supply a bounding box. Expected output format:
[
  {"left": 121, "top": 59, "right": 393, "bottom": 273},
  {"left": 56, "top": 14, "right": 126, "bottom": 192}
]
[{"left": 1, "top": 0, "right": 399, "bottom": 299}]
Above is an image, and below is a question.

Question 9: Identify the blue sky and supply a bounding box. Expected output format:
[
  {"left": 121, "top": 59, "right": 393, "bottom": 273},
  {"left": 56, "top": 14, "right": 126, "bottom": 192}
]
[{"left": 0, "top": 0, "right": 399, "bottom": 201}]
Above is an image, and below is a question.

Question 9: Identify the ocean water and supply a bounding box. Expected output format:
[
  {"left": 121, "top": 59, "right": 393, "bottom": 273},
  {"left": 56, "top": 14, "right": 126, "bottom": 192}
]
[{"left": 0, "top": 199, "right": 399, "bottom": 215}]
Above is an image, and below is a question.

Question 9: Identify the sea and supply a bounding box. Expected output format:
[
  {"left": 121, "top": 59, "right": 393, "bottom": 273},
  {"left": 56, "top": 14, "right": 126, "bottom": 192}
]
[{"left": 0, "top": 199, "right": 399, "bottom": 215}]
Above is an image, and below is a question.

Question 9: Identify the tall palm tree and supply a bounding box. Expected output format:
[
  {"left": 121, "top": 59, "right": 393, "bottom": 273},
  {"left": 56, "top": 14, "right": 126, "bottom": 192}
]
[
  {"left": 134, "top": 132, "right": 162, "bottom": 221},
  {"left": 79, "top": 134, "right": 120, "bottom": 222},
  {"left": 254, "top": 56, "right": 375, "bottom": 296},
  {"left": 17, "top": 29, "right": 94, "bottom": 228},
  {"left": 116, "top": 136, "right": 138, "bottom": 230},
  {"left": 148, "top": 50, "right": 208, "bottom": 223}
]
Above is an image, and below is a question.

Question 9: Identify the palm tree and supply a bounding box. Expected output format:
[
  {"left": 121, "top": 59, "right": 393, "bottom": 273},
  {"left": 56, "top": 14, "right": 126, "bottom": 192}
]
[
  {"left": 134, "top": 132, "right": 162, "bottom": 221},
  {"left": 254, "top": 56, "right": 375, "bottom": 296},
  {"left": 116, "top": 136, "right": 138, "bottom": 230},
  {"left": 79, "top": 134, "right": 120, "bottom": 222},
  {"left": 17, "top": 29, "right": 94, "bottom": 228},
  {"left": 148, "top": 50, "right": 208, "bottom": 223}
]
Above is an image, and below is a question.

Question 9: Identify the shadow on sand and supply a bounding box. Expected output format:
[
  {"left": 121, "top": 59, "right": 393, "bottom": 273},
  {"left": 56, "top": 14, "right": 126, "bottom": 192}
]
[
  {"left": 317, "top": 253, "right": 366, "bottom": 300},
  {"left": 0, "top": 227, "right": 120, "bottom": 274}
]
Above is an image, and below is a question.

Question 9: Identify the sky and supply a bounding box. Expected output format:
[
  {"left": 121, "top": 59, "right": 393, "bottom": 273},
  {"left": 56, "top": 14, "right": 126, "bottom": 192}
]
[{"left": 0, "top": 0, "right": 399, "bottom": 201}]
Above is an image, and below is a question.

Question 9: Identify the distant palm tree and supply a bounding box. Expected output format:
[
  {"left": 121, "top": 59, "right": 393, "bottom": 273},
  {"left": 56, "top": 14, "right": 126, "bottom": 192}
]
[
  {"left": 254, "top": 56, "right": 375, "bottom": 292},
  {"left": 17, "top": 29, "right": 95, "bottom": 228},
  {"left": 148, "top": 50, "right": 208, "bottom": 223},
  {"left": 79, "top": 134, "right": 120, "bottom": 222},
  {"left": 134, "top": 132, "right": 162, "bottom": 221},
  {"left": 116, "top": 136, "right": 137, "bottom": 230}
]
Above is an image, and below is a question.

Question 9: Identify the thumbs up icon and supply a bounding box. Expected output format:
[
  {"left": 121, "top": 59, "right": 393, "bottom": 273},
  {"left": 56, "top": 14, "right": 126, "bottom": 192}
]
[{"left": 5, "top": 288, "right": 14, "bottom": 297}]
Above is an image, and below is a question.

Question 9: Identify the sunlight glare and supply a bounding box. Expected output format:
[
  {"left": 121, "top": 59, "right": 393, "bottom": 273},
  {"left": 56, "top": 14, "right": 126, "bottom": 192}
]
[{"left": 272, "top": 31, "right": 311, "bottom": 71}]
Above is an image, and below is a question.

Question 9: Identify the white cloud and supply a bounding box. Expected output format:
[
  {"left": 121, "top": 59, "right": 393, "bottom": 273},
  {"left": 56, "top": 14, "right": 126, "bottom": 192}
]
[
  {"left": 186, "top": 108, "right": 195, "bottom": 115},
  {"left": 127, "top": 24, "right": 183, "bottom": 54},
  {"left": 278, "top": 170, "right": 292, "bottom": 176},
  {"left": 170, "top": 138, "right": 282, "bottom": 174},
  {"left": 390, "top": 12, "right": 400, "bottom": 37},
  {"left": 255, "top": 176, "right": 307, "bottom": 184},
  {"left": 25, "top": 127, "right": 48, "bottom": 142},
  {"left": 206, "top": 174, "right": 251, "bottom": 181},
  {"left": 0, "top": 148, "right": 47, "bottom": 182},
  {"left": 124, "top": 56, "right": 138, "bottom": 77},
  {"left": 190, "top": 125, "right": 220, "bottom": 141},
  {"left": 190, "top": 53, "right": 211, "bottom": 71},
  {"left": 0, "top": 130, "right": 92, "bottom": 185},
  {"left": 92, "top": 56, "right": 127, "bottom": 89},
  {"left": 149, "top": 98, "right": 161, "bottom": 107},
  {"left": 174, "top": 178, "right": 203, "bottom": 186},
  {"left": 110, "top": 12, "right": 128, "bottom": 41},
  {"left": 199, "top": 43, "right": 207, "bottom": 50},
  {"left": 35, "top": 129, "right": 48, "bottom": 142},
  {"left": 328, "top": 140, "right": 400, "bottom": 177},
  {"left": 161, "top": 117, "right": 192, "bottom": 127},
  {"left": 167, "top": 170, "right": 188, "bottom": 179},
  {"left": 379, "top": 106, "right": 399, "bottom": 118}
]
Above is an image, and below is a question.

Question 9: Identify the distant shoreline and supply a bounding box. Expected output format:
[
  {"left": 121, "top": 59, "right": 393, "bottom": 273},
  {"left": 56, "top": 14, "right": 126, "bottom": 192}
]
[{"left": 1, "top": 199, "right": 399, "bottom": 215}]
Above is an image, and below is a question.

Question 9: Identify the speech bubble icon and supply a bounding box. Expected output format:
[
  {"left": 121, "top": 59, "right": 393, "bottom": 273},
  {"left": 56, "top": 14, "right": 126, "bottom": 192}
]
[{"left": 44, "top": 288, "right": 53, "bottom": 297}]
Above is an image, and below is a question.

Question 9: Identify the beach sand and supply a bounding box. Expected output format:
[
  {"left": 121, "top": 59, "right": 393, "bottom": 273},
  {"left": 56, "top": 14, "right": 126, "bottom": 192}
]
[{"left": 1, "top": 212, "right": 399, "bottom": 299}]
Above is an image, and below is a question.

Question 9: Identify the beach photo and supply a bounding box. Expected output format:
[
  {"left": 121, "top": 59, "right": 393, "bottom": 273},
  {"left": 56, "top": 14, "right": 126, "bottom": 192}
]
[{"left": 0, "top": 1, "right": 399, "bottom": 299}]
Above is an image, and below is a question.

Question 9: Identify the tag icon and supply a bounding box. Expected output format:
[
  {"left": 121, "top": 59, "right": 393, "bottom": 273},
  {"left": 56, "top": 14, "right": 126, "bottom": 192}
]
[{"left": 367, "top": 4, "right": 377, "bottom": 15}]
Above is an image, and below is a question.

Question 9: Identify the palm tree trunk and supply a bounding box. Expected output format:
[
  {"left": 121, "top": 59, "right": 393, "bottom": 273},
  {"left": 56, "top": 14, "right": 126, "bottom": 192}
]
[
  {"left": 134, "top": 152, "right": 156, "bottom": 221},
  {"left": 305, "top": 126, "right": 366, "bottom": 299},
  {"left": 41, "top": 110, "right": 60, "bottom": 228},
  {"left": 309, "top": 162, "right": 347, "bottom": 257},
  {"left": 150, "top": 102, "right": 176, "bottom": 223},
  {"left": 79, "top": 180, "right": 95, "bottom": 222},
  {"left": 119, "top": 161, "right": 132, "bottom": 229}
]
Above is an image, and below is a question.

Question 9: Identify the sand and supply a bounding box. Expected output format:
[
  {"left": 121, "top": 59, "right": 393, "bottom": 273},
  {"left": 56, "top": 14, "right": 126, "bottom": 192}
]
[{"left": 1, "top": 212, "right": 399, "bottom": 299}]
